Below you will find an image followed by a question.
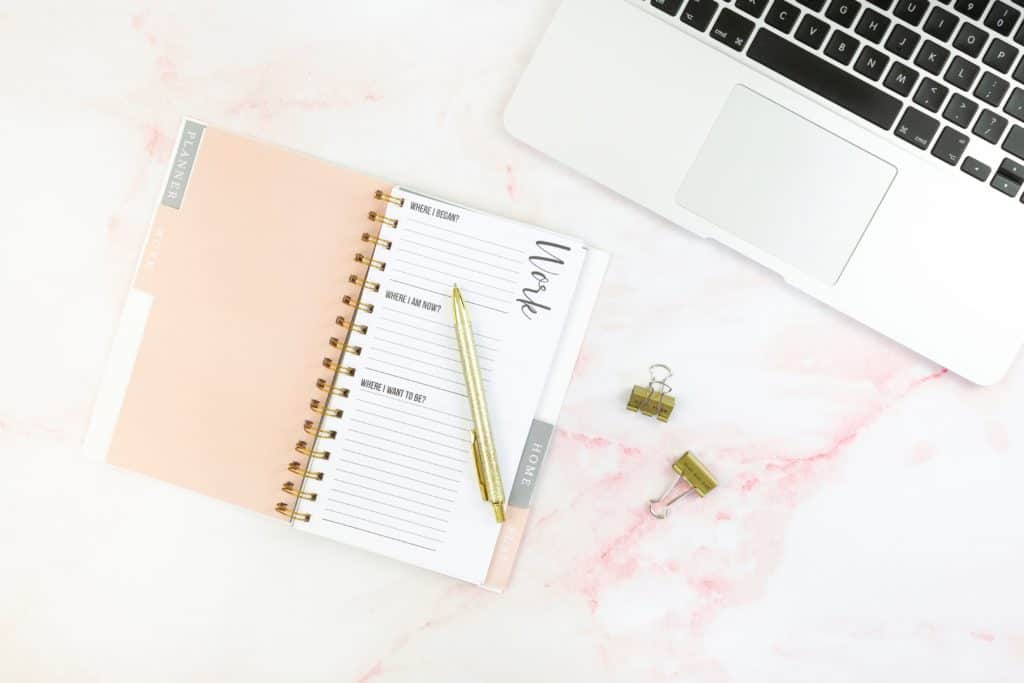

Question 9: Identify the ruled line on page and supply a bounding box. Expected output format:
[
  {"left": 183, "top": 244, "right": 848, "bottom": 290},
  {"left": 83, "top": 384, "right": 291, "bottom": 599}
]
[
  {"left": 329, "top": 488, "right": 449, "bottom": 522},
  {"left": 396, "top": 232, "right": 523, "bottom": 264},
  {"left": 322, "top": 509, "right": 443, "bottom": 543},
  {"left": 374, "top": 313, "right": 501, "bottom": 353},
  {"left": 342, "top": 450, "right": 461, "bottom": 484},
  {"left": 363, "top": 368, "right": 467, "bottom": 397},
  {"left": 329, "top": 483, "right": 452, "bottom": 514},
  {"left": 324, "top": 498, "right": 446, "bottom": 533},
  {"left": 321, "top": 519, "right": 437, "bottom": 551},
  {"left": 390, "top": 280, "right": 508, "bottom": 315},
  {"left": 358, "top": 391, "right": 472, "bottom": 424},
  {"left": 401, "top": 215, "right": 527, "bottom": 255},
  {"left": 386, "top": 267, "right": 510, "bottom": 303},
  {"left": 371, "top": 327, "right": 497, "bottom": 363},
  {"left": 331, "top": 468, "right": 456, "bottom": 503},
  {"left": 352, "top": 409, "right": 469, "bottom": 445},
  {"left": 380, "top": 305, "right": 502, "bottom": 341},
  {"left": 397, "top": 241, "right": 520, "bottom": 273},
  {"left": 345, "top": 437, "right": 462, "bottom": 469},
  {"left": 371, "top": 336, "right": 495, "bottom": 370},
  {"left": 346, "top": 429, "right": 464, "bottom": 464},
  {"left": 390, "top": 264, "right": 512, "bottom": 296}
]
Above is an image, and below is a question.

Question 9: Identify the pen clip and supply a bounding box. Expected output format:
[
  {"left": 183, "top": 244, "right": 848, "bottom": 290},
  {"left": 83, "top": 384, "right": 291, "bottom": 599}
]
[{"left": 470, "top": 430, "right": 487, "bottom": 502}]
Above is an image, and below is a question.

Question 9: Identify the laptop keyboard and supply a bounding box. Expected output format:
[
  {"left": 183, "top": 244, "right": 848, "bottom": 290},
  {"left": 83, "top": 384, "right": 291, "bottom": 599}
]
[{"left": 646, "top": 0, "right": 1024, "bottom": 204}]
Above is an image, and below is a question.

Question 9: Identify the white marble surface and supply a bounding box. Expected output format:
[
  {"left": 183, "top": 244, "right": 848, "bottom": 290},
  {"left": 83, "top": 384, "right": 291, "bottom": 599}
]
[{"left": 3, "top": 1, "right": 1024, "bottom": 681}]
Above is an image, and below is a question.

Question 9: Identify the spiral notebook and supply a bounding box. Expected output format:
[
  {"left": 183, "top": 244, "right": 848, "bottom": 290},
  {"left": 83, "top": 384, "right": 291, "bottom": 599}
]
[{"left": 85, "top": 120, "right": 608, "bottom": 589}]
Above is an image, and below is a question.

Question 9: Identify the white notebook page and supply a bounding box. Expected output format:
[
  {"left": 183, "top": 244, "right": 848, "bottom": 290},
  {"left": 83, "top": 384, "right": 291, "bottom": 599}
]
[{"left": 297, "top": 188, "right": 586, "bottom": 583}]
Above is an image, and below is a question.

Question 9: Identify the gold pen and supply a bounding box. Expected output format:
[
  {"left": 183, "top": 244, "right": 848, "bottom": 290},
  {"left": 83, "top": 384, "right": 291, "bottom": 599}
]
[{"left": 452, "top": 285, "right": 505, "bottom": 523}]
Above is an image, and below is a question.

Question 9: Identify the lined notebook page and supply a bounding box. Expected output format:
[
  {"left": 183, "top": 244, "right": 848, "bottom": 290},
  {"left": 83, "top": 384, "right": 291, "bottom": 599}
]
[{"left": 299, "top": 188, "right": 586, "bottom": 583}]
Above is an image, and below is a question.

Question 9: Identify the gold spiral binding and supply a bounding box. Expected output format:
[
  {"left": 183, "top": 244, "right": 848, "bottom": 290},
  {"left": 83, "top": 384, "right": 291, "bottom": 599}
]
[
  {"left": 295, "top": 440, "right": 331, "bottom": 459},
  {"left": 316, "top": 379, "right": 350, "bottom": 398},
  {"left": 329, "top": 336, "right": 364, "bottom": 354},
  {"left": 335, "top": 316, "right": 368, "bottom": 335},
  {"left": 362, "top": 232, "right": 392, "bottom": 249},
  {"left": 355, "top": 253, "right": 386, "bottom": 270},
  {"left": 309, "top": 399, "right": 342, "bottom": 418},
  {"left": 368, "top": 211, "right": 398, "bottom": 228},
  {"left": 277, "top": 189, "right": 395, "bottom": 523},
  {"left": 349, "top": 274, "right": 380, "bottom": 292},
  {"left": 288, "top": 461, "right": 324, "bottom": 481},
  {"left": 304, "top": 419, "right": 336, "bottom": 438},
  {"left": 276, "top": 502, "right": 311, "bottom": 522},
  {"left": 282, "top": 482, "right": 318, "bottom": 501},
  {"left": 322, "top": 357, "right": 356, "bottom": 375},
  {"left": 341, "top": 295, "right": 374, "bottom": 314},
  {"left": 375, "top": 189, "right": 405, "bottom": 206}
]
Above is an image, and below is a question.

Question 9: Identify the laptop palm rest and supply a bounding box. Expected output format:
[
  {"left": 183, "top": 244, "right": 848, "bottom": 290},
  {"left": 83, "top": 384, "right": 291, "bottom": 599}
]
[{"left": 676, "top": 86, "right": 897, "bottom": 285}]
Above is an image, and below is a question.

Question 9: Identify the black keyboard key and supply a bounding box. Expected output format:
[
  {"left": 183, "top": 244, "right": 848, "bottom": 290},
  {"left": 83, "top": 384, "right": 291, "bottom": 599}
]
[
  {"left": 795, "top": 14, "right": 831, "bottom": 47},
  {"left": 983, "top": 39, "right": 1020, "bottom": 71},
  {"left": 944, "top": 92, "right": 981, "bottom": 125},
  {"left": 867, "top": 0, "right": 895, "bottom": 9},
  {"left": 1016, "top": 20, "right": 1024, "bottom": 47},
  {"left": 945, "top": 55, "right": 982, "bottom": 88},
  {"left": 1016, "top": 58, "right": 1024, "bottom": 82},
  {"left": 954, "top": 0, "right": 991, "bottom": 20},
  {"left": 886, "top": 24, "right": 923, "bottom": 58},
  {"left": 1000, "top": 156, "right": 1024, "bottom": 179},
  {"left": 896, "top": 107, "right": 942, "bottom": 147},
  {"left": 953, "top": 22, "right": 991, "bottom": 56},
  {"left": 796, "top": 0, "right": 827, "bottom": 10},
  {"left": 710, "top": 8, "right": 757, "bottom": 50},
  {"left": 924, "top": 7, "right": 961, "bottom": 39},
  {"left": 974, "top": 108, "right": 1010, "bottom": 140},
  {"left": 1004, "top": 123, "right": 1024, "bottom": 157},
  {"left": 856, "top": 8, "right": 893, "bottom": 42},
  {"left": 826, "top": 0, "right": 864, "bottom": 26},
  {"left": 984, "top": 1, "right": 1021, "bottom": 34},
  {"left": 976, "top": 71, "right": 1012, "bottom": 104},
  {"left": 855, "top": 45, "right": 891, "bottom": 78},
  {"left": 916, "top": 40, "right": 952, "bottom": 73},
  {"left": 747, "top": 29, "right": 903, "bottom": 128},
  {"left": 915, "top": 77, "right": 951, "bottom": 109},
  {"left": 652, "top": 0, "right": 686, "bottom": 14},
  {"left": 991, "top": 172, "right": 1022, "bottom": 195},
  {"left": 895, "top": 0, "right": 932, "bottom": 25},
  {"left": 681, "top": 0, "right": 721, "bottom": 30},
  {"left": 825, "top": 30, "right": 862, "bottom": 64},
  {"left": 962, "top": 155, "right": 993, "bottom": 180},
  {"left": 1007, "top": 86, "right": 1024, "bottom": 119},
  {"left": 932, "top": 126, "right": 971, "bottom": 163},
  {"left": 885, "top": 62, "right": 922, "bottom": 94},
  {"left": 766, "top": 0, "right": 802, "bottom": 32},
  {"left": 737, "top": 0, "right": 771, "bottom": 18}
]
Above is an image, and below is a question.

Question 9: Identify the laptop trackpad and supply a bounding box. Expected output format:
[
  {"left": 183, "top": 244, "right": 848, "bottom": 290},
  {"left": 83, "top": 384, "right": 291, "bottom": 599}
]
[{"left": 676, "top": 85, "right": 896, "bottom": 284}]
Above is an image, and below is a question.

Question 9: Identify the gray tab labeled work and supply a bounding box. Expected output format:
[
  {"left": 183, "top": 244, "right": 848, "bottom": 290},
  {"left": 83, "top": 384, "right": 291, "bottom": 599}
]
[
  {"left": 161, "top": 120, "right": 205, "bottom": 209},
  {"left": 508, "top": 420, "right": 555, "bottom": 508}
]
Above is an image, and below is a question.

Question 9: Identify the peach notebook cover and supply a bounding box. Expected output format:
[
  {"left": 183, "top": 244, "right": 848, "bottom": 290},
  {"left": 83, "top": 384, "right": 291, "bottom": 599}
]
[
  {"left": 85, "top": 120, "right": 388, "bottom": 516},
  {"left": 86, "top": 120, "right": 608, "bottom": 590}
]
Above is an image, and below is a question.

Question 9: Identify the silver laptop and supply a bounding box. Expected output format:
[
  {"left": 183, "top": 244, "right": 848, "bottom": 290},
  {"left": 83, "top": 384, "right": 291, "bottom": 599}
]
[{"left": 505, "top": 0, "right": 1024, "bottom": 384}]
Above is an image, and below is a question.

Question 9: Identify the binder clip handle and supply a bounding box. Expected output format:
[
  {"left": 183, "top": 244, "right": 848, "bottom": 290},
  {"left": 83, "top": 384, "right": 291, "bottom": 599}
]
[
  {"left": 649, "top": 451, "right": 717, "bottom": 519},
  {"left": 648, "top": 364, "right": 672, "bottom": 394},
  {"left": 627, "top": 363, "right": 676, "bottom": 422}
]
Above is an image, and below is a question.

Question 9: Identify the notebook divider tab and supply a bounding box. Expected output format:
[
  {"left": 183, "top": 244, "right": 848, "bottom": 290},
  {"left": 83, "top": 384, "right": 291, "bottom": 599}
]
[{"left": 275, "top": 188, "right": 404, "bottom": 523}]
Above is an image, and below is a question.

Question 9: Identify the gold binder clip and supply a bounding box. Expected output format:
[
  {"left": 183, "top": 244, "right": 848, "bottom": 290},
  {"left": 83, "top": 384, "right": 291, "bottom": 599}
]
[
  {"left": 648, "top": 452, "right": 717, "bottom": 519},
  {"left": 627, "top": 364, "right": 676, "bottom": 422}
]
